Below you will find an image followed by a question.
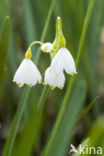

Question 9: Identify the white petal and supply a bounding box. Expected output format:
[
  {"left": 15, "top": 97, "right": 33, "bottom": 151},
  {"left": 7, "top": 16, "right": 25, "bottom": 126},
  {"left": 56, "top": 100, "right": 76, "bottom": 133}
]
[
  {"left": 13, "top": 58, "right": 42, "bottom": 87},
  {"left": 41, "top": 43, "right": 53, "bottom": 53},
  {"left": 44, "top": 67, "right": 65, "bottom": 89},
  {"left": 50, "top": 49, "right": 63, "bottom": 73},
  {"left": 61, "top": 48, "right": 77, "bottom": 74},
  {"left": 50, "top": 47, "right": 77, "bottom": 75}
]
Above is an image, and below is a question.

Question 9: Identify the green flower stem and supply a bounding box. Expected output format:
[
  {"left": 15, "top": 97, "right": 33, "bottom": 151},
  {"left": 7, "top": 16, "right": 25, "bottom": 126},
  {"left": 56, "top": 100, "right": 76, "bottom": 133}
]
[
  {"left": 34, "top": 0, "right": 56, "bottom": 65},
  {"left": 3, "top": 0, "right": 56, "bottom": 155},
  {"left": 78, "top": 96, "right": 100, "bottom": 122},
  {"left": 29, "top": 41, "right": 43, "bottom": 49},
  {"left": 43, "top": 0, "right": 95, "bottom": 155},
  {"left": 37, "top": 85, "right": 49, "bottom": 113},
  {"left": 25, "top": 41, "right": 43, "bottom": 59}
]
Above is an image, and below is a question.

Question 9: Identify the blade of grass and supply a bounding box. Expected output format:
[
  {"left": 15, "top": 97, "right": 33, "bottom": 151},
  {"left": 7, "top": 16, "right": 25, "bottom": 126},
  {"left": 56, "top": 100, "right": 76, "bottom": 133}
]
[
  {"left": 22, "top": 0, "right": 38, "bottom": 123},
  {"left": 43, "top": 0, "right": 95, "bottom": 155},
  {"left": 72, "top": 116, "right": 104, "bottom": 156},
  {"left": 13, "top": 85, "right": 49, "bottom": 156},
  {"left": 22, "top": 0, "right": 37, "bottom": 44},
  {"left": 2, "top": 0, "right": 56, "bottom": 155},
  {"left": 42, "top": 81, "right": 86, "bottom": 156},
  {"left": 48, "top": 95, "right": 100, "bottom": 156},
  {"left": 78, "top": 96, "right": 100, "bottom": 122},
  {"left": 0, "top": 16, "right": 10, "bottom": 98},
  {"left": 88, "top": 116, "right": 104, "bottom": 151},
  {"left": 0, "top": 0, "right": 18, "bottom": 75},
  {"left": 72, "top": 138, "right": 90, "bottom": 156},
  {"left": 0, "top": 1, "right": 8, "bottom": 19}
]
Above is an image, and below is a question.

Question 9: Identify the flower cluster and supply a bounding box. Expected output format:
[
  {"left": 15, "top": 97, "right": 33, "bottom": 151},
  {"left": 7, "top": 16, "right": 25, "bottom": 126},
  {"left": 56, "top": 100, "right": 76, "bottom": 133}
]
[{"left": 13, "top": 17, "right": 77, "bottom": 89}]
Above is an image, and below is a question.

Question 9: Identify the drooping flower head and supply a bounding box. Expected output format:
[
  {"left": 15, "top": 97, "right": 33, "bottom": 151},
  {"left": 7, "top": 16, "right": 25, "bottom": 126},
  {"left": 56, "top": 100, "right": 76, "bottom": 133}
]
[
  {"left": 50, "top": 47, "right": 77, "bottom": 75},
  {"left": 13, "top": 58, "right": 42, "bottom": 87},
  {"left": 13, "top": 45, "right": 42, "bottom": 87},
  {"left": 44, "top": 67, "right": 65, "bottom": 89},
  {"left": 13, "top": 17, "right": 77, "bottom": 90},
  {"left": 41, "top": 17, "right": 77, "bottom": 89}
]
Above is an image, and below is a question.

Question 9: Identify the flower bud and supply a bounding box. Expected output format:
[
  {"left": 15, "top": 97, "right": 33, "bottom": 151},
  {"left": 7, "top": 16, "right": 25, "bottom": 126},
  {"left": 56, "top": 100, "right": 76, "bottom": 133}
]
[
  {"left": 53, "top": 16, "right": 66, "bottom": 50},
  {"left": 41, "top": 43, "right": 53, "bottom": 53}
]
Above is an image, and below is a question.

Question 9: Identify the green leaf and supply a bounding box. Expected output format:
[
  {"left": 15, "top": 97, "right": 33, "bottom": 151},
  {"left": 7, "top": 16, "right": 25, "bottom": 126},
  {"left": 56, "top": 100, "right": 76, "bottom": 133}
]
[
  {"left": 13, "top": 86, "right": 49, "bottom": 156},
  {"left": 72, "top": 138, "right": 90, "bottom": 156},
  {"left": 88, "top": 116, "right": 104, "bottom": 151},
  {"left": 78, "top": 96, "right": 100, "bottom": 122},
  {"left": 73, "top": 116, "right": 104, "bottom": 156},
  {"left": 42, "top": 81, "right": 87, "bottom": 156},
  {"left": 2, "top": 0, "right": 56, "bottom": 155},
  {"left": 22, "top": 0, "right": 37, "bottom": 44},
  {"left": 0, "top": 16, "right": 10, "bottom": 98},
  {"left": 43, "top": 1, "right": 95, "bottom": 155}
]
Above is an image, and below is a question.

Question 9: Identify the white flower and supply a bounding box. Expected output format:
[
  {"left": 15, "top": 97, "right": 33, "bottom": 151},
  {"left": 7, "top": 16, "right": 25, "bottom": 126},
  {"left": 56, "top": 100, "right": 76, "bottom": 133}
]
[
  {"left": 13, "top": 58, "right": 42, "bottom": 87},
  {"left": 41, "top": 43, "right": 53, "bottom": 53},
  {"left": 44, "top": 47, "right": 77, "bottom": 89},
  {"left": 50, "top": 47, "right": 77, "bottom": 75},
  {"left": 44, "top": 67, "right": 65, "bottom": 89}
]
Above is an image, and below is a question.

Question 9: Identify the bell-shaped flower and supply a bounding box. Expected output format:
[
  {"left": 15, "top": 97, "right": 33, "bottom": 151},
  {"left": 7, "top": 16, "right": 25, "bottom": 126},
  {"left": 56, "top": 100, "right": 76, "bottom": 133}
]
[
  {"left": 44, "top": 67, "right": 65, "bottom": 89},
  {"left": 13, "top": 58, "right": 42, "bottom": 87},
  {"left": 50, "top": 47, "right": 77, "bottom": 75},
  {"left": 41, "top": 43, "right": 53, "bottom": 53}
]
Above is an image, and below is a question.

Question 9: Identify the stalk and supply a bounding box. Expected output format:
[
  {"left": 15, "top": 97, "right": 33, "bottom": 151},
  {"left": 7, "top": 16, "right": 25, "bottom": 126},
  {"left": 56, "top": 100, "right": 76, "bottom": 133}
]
[
  {"left": 43, "top": 0, "right": 95, "bottom": 155},
  {"left": 2, "top": 0, "right": 56, "bottom": 155}
]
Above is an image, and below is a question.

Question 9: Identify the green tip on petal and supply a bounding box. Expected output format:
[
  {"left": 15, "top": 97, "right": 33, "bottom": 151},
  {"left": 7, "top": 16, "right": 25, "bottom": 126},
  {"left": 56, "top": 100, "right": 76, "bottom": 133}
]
[
  {"left": 29, "top": 83, "right": 33, "bottom": 87},
  {"left": 18, "top": 83, "right": 22, "bottom": 87},
  {"left": 50, "top": 85, "right": 54, "bottom": 89},
  {"left": 44, "top": 45, "right": 48, "bottom": 51},
  {"left": 60, "top": 86, "right": 63, "bottom": 89},
  {"left": 40, "top": 79, "right": 42, "bottom": 83}
]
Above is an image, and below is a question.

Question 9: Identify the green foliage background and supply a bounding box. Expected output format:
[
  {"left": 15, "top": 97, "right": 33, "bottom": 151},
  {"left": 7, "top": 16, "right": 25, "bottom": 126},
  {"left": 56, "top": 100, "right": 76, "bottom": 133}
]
[{"left": 0, "top": 0, "right": 104, "bottom": 155}]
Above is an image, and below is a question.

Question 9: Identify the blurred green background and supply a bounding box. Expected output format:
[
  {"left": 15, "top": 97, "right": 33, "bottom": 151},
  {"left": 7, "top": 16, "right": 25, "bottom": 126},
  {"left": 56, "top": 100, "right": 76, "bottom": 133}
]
[{"left": 0, "top": 0, "right": 104, "bottom": 155}]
